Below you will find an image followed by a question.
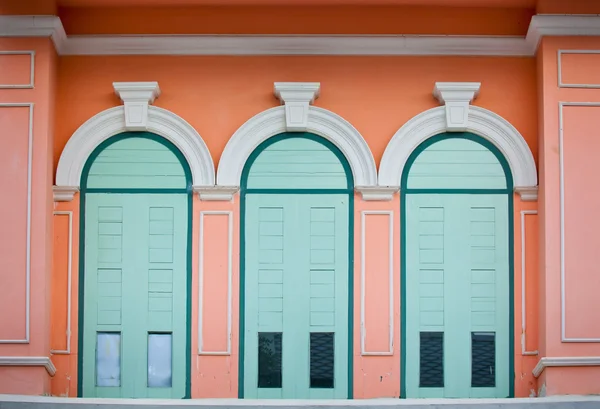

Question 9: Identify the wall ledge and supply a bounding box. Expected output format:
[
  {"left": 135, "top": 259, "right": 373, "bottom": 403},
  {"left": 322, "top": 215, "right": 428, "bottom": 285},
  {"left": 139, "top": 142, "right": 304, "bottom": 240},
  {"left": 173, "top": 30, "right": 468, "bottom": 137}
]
[
  {"left": 2, "top": 15, "right": 600, "bottom": 56},
  {"left": 533, "top": 356, "right": 600, "bottom": 378},
  {"left": 0, "top": 356, "right": 56, "bottom": 376}
]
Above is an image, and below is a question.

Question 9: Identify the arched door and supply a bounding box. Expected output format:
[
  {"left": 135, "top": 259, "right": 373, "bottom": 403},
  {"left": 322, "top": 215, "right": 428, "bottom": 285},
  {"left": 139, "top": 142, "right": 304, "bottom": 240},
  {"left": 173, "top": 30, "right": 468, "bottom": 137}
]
[
  {"left": 402, "top": 133, "right": 513, "bottom": 398},
  {"left": 240, "top": 133, "right": 353, "bottom": 399},
  {"left": 79, "top": 133, "right": 191, "bottom": 398}
]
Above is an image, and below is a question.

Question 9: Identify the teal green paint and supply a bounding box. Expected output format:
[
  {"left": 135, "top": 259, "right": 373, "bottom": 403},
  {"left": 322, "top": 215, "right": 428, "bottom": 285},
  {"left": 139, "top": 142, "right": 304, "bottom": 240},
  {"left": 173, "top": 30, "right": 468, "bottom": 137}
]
[
  {"left": 246, "top": 137, "right": 348, "bottom": 190},
  {"left": 86, "top": 136, "right": 187, "bottom": 190},
  {"left": 244, "top": 195, "right": 349, "bottom": 399},
  {"left": 404, "top": 194, "right": 509, "bottom": 398},
  {"left": 83, "top": 194, "right": 187, "bottom": 398},
  {"left": 239, "top": 133, "right": 354, "bottom": 399},
  {"left": 78, "top": 132, "right": 193, "bottom": 398},
  {"left": 241, "top": 133, "right": 352, "bottom": 192},
  {"left": 400, "top": 132, "right": 514, "bottom": 399},
  {"left": 407, "top": 137, "right": 507, "bottom": 190}
]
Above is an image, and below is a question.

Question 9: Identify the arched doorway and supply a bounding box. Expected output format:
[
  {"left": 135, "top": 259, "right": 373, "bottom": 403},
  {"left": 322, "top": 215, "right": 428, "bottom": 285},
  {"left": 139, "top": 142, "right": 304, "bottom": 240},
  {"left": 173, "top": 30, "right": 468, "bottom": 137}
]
[
  {"left": 240, "top": 133, "right": 353, "bottom": 399},
  {"left": 78, "top": 132, "right": 192, "bottom": 398},
  {"left": 401, "top": 133, "right": 513, "bottom": 398}
]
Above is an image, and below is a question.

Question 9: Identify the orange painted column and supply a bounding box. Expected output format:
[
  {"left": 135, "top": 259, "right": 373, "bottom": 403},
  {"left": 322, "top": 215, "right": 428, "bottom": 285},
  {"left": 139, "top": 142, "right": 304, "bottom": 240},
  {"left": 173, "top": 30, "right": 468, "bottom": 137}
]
[
  {"left": 192, "top": 195, "right": 240, "bottom": 398},
  {"left": 0, "top": 38, "right": 57, "bottom": 395},
  {"left": 536, "top": 36, "right": 600, "bottom": 396},
  {"left": 352, "top": 194, "right": 401, "bottom": 398}
]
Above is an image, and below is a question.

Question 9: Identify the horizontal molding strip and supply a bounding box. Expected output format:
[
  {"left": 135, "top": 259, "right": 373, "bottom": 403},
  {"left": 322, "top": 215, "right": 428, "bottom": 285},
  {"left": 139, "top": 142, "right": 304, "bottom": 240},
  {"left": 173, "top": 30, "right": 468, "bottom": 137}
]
[
  {"left": 0, "top": 356, "right": 56, "bottom": 376},
  {"left": 533, "top": 356, "right": 600, "bottom": 378},
  {"left": 1, "top": 15, "right": 600, "bottom": 56}
]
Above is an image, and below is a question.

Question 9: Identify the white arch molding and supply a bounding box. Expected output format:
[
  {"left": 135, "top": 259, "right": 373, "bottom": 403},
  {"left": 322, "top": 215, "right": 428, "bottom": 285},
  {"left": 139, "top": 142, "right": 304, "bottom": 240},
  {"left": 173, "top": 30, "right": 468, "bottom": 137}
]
[
  {"left": 54, "top": 105, "right": 215, "bottom": 201},
  {"left": 378, "top": 105, "right": 538, "bottom": 201},
  {"left": 216, "top": 105, "right": 379, "bottom": 198}
]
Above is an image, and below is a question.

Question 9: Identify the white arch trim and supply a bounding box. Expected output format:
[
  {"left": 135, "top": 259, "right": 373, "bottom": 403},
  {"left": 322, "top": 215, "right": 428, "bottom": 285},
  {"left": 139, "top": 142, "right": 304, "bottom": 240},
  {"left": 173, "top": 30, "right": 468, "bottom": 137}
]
[
  {"left": 378, "top": 105, "right": 538, "bottom": 201},
  {"left": 216, "top": 105, "right": 378, "bottom": 194},
  {"left": 54, "top": 105, "right": 215, "bottom": 201}
]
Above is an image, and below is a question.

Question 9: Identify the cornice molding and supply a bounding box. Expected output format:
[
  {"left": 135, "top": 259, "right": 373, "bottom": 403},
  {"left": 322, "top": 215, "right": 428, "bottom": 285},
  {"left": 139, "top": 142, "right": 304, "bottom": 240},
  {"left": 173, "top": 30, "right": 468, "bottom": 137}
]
[
  {"left": 0, "top": 356, "right": 56, "bottom": 376},
  {"left": 2, "top": 14, "right": 600, "bottom": 56},
  {"left": 533, "top": 356, "right": 600, "bottom": 378}
]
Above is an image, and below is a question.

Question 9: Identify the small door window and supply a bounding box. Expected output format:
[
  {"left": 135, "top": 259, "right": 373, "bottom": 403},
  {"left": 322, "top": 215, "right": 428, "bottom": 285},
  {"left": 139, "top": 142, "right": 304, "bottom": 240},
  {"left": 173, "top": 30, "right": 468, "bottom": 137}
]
[
  {"left": 471, "top": 332, "right": 495, "bottom": 387},
  {"left": 96, "top": 332, "right": 121, "bottom": 387},
  {"left": 419, "top": 332, "right": 444, "bottom": 388},
  {"left": 310, "top": 332, "right": 335, "bottom": 388},
  {"left": 258, "top": 332, "right": 282, "bottom": 388},
  {"left": 148, "top": 333, "right": 173, "bottom": 388}
]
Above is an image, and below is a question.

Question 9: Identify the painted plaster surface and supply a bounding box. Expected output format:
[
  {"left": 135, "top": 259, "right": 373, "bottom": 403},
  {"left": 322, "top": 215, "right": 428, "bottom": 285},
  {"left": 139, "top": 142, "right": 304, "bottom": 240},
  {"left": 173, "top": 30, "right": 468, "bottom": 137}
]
[
  {"left": 2, "top": 3, "right": 600, "bottom": 399},
  {"left": 0, "top": 37, "right": 57, "bottom": 395},
  {"left": 536, "top": 36, "right": 600, "bottom": 394}
]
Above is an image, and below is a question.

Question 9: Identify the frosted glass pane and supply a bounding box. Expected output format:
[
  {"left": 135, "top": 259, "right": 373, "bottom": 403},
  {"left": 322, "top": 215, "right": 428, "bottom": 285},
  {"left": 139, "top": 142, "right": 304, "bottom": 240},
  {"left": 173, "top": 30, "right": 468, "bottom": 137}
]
[
  {"left": 96, "top": 333, "right": 121, "bottom": 387},
  {"left": 148, "top": 333, "right": 172, "bottom": 387}
]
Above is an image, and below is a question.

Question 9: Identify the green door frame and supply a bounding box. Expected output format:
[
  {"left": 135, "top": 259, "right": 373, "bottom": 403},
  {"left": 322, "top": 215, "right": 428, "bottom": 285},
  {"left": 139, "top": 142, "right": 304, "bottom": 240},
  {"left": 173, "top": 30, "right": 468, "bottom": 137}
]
[
  {"left": 399, "top": 132, "right": 515, "bottom": 398},
  {"left": 77, "top": 132, "right": 193, "bottom": 398},
  {"left": 238, "top": 133, "right": 354, "bottom": 399}
]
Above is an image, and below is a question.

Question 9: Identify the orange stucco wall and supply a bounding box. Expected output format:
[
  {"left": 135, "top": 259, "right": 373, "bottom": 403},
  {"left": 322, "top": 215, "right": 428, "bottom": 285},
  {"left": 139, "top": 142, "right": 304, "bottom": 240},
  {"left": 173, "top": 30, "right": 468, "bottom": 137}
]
[
  {"left": 4, "top": 4, "right": 600, "bottom": 399},
  {"left": 536, "top": 37, "right": 600, "bottom": 395},
  {"left": 44, "top": 54, "right": 540, "bottom": 398},
  {"left": 0, "top": 37, "right": 57, "bottom": 394}
]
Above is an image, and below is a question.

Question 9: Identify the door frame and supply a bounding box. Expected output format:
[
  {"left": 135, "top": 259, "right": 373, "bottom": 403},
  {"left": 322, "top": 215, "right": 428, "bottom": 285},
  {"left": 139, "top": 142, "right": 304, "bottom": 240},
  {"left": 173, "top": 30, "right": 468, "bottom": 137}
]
[
  {"left": 399, "top": 132, "right": 515, "bottom": 398},
  {"left": 77, "top": 132, "right": 194, "bottom": 398},
  {"left": 238, "top": 133, "right": 354, "bottom": 399}
]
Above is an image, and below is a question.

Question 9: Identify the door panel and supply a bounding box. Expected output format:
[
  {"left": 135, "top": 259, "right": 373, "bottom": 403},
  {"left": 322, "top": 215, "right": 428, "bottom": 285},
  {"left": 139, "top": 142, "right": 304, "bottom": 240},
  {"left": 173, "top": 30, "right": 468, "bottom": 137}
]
[
  {"left": 244, "top": 194, "right": 349, "bottom": 399},
  {"left": 405, "top": 194, "right": 509, "bottom": 398},
  {"left": 83, "top": 194, "right": 187, "bottom": 398}
]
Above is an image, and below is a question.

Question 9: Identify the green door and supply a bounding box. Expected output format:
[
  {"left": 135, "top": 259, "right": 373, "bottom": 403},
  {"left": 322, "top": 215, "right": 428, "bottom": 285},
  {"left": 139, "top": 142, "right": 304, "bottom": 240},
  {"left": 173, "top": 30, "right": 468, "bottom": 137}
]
[
  {"left": 243, "top": 194, "right": 349, "bottom": 399},
  {"left": 82, "top": 193, "right": 188, "bottom": 398},
  {"left": 404, "top": 193, "right": 509, "bottom": 398}
]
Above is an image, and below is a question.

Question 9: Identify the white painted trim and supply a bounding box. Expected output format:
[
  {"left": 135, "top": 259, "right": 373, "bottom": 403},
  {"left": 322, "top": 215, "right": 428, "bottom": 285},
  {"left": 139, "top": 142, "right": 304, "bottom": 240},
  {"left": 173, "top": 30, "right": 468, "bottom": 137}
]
[
  {"left": 0, "top": 15, "right": 67, "bottom": 54},
  {"left": 1, "top": 15, "right": 600, "bottom": 56},
  {"left": 194, "top": 186, "right": 239, "bottom": 201},
  {"left": 360, "top": 211, "right": 394, "bottom": 356},
  {"left": 53, "top": 186, "right": 79, "bottom": 202},
  {"left": 520, "top": 210, "right": 538, "bottom": 356},
  {"left": 0, "top": 51, "right": 34, "bottom": 89},
  {"left": 217, "top": 105, "right": 377, "bottom": 189},
  {"left": 113, "top": 81, "right": 161, "bottom": 131},
  {"left": 527, "top": 15, "right": 600, "bottom": 54},
  {"left": 514, "top": 186, "right": 538, "bottom": 202},
  {"left": 0, "top": 356, "right": 56, "bottom": 376},
  {"left": 50, "top": 211, "right": 73, "bottom": 355},
  {"left": 0, "top": 103, "right": 33, "bottom": 344},
  {"left": 274, "top": 82, "right": 321, "bottom": 132},
  {"left": 557, "top": 50, "right": 600, "bottom": 89},
  {"left": 558, "top": 102, "right": 600, "bottom": 343},
  {"left": 533, "top": 356, "right": 600, "bottom": 378},
  {"left": 433, "top": 82, "right": 480, "bottom": 132},
  {"left": 378, "top": 105, "right": 538, "bottom": 197},
  {"left": 355, "top": 186, "right": 398, "bottom": 201},
  {"left": 198, "top": 211, "right": 233, "bottom": 356},
  {"left": 55, "top": 105, "right": 215, "bottom": 198}
]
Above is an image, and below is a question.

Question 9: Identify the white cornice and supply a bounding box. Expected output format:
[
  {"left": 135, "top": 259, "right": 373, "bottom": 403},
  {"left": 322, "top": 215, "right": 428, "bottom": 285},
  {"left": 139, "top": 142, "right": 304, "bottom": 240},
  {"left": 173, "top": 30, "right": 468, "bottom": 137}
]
[
  {"left": 0, "top": 356, "right": 56, "bottom": 376},
  {"left": 1, "top": 14, "right": 600, "bottom": 56},
  {"left": 194, "top": 186, "right": 239, "bottom": 201},
  {"left": 355, "top": 186, "right": 398, "bottom": 201},
  {"left": 533, "top": 356, "right": 600, "bottom": 378}
]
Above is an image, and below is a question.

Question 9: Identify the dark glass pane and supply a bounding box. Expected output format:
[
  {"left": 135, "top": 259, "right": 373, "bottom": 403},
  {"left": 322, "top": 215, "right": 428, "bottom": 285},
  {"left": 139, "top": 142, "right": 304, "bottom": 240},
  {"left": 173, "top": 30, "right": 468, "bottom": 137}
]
[
  {"left": 258, "top": 332, "right": 282, "bottom": 388},
  {"left": 419, "top": 332, "right": 444, "bottom": 387},
  {"left": 472, "top": 332, "right": 496, "bottom": 387},
  {"left": 310, "top": 332, "right": 334, "bottom": 388}
]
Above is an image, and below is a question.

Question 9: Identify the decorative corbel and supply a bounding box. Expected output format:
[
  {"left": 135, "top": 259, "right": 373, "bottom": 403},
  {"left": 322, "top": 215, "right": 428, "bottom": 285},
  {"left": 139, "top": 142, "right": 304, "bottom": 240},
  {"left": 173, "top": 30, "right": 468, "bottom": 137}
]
[
  {"left": 433, "top": 82, "right": 481, "bottom": 132},
  {"left": 274, "top": 82, "right": 320, "bottom": 132},
  {"left": 113, "top": 81, "right": 161, "bottom": 131}
]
